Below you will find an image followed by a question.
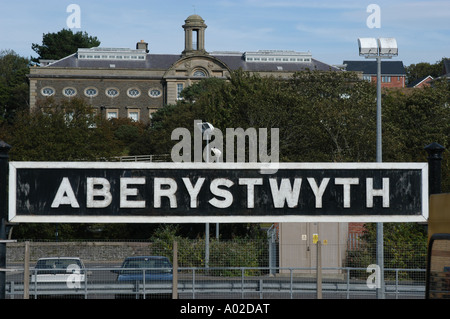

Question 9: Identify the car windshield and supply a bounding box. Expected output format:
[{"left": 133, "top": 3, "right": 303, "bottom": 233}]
[
  {"left": 123, "top": 258, "right": 171, "bottom": 269},
  {"left": 35, "top": 259, "right": 81, "bottom": 270}
]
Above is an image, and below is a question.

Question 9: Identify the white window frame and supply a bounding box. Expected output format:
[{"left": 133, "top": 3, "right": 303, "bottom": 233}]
[
  {"left": 105, "top": 88, "right": 120, "bottom": 98},
  {"left": 62, "top": 87, "right": 77, "bottom": 97},
  {"left": 127, "top": 109, "right": 140, "bottom": 122},
  {"left": 127, "top": 88, "right": 141, "bottom": 98},
  {"left": 84, "top": 87, "right": 98, "bottom": 98},
  {"left": 41, "top": 87, "right": 55, "bottom": 97},
  {"left": 177, "top": 83, "right": 184, "bottom": 100},
  {"left": 149, "top": 88, "right": 162, "bottom": 98},
  {"left": 106, "top": 109, "right": 119, "bottom": 120}
]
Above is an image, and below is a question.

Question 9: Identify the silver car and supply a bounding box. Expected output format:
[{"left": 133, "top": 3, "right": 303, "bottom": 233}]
[{"left": 31, "top": 257, "right": 86, "bottom": 284}]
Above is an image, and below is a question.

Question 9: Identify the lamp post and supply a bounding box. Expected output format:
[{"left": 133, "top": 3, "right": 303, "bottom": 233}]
[
  {"left": 196, "top": 122, "right": 214, "bottom": 269},
  {"left": 358, "top": 37, "right": 398, "bottom": 299}
]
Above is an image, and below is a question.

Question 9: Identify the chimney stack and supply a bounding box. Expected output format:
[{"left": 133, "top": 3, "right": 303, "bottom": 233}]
[{"left": 136, "top": 40, "right": 149, "bottom": 53}]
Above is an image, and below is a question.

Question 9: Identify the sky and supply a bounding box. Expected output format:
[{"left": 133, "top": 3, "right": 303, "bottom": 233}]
[{"left": 0, "top": 0, "right": 449, "bottom": 67}]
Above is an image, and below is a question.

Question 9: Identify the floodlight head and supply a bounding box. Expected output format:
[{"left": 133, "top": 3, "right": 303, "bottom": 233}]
[
  {"left": 358, "top": 38, "right": 378, "bottom": 56},
  {"left": 377, "top": 38, "right": 398, "bottom": 56},
  {"left": 196, "top": 122, "right": 214, "bottom": 134}
]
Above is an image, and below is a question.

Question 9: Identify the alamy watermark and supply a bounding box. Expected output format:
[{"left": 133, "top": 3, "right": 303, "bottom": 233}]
[
  {"left": 66, "top": 264, "right": 82, "bottom": 289},
  {"left": 366, "top": 264, "right": 381, "bottom": 289},
  {"left": 66, "top": 4, "right": 81, "bottom": 29},
  {"left": 171, "top": 120, "right": 279, "bottom": 173},
  {"left": 366, "top": 4, "right": 381, "bottom": 29}
]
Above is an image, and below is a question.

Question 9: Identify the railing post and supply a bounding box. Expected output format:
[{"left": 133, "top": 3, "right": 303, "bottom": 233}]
[
  {"left": 316, "top": 240, "right": 322, "bottom": 299},
  {"left": 290, "top": 268, "right": 293, "bottom": 299},
  {"left": 0, "top": 141, "right": 11, "bottom": 300},
  {"left": 172, "top": 241, "right": 178, "bottom": 299},
  {"left": 24, "top": 241, "right": 30, "bottom": 299},
  {"left": 192, "top": 268, "right": 196, "bottom": 299},
  {"left": 241, "top": 268, "right": 244, "bottom": 299}
]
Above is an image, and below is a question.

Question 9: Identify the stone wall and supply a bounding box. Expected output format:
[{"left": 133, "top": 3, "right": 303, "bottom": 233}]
[{"left": 6, "top": 241, "right": 158, "bottom": 264}]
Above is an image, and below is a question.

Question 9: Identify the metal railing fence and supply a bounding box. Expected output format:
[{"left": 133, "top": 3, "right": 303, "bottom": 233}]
[
  {"left": 5, "top": 266, "right": 425, "bottom": 299},
  {"left": 3, "top": 238, "right": 427, "bottom": 299}
]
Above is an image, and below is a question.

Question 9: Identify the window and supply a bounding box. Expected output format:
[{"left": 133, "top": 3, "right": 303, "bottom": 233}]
[
  {"left": 127, "top": 109, "right": 139, "bottom": 122},
  {"left": 149, "top": 88, "right": 162, "bottom": 98},
  {"left": 41, "top": 87, "right": 55, "bottom": 96},
  {"left": 84, "top": 87, "right": 98, "bottom": 97},
  {"left": 193, "top": 70, "right": 207, "bottom": 77},
  {"left": 382, "top": 76, "right": 391, "bottom": 83},
  {"left": 63, "top": 87, "right": 77, "bottom": 97},
  {"left": 106, "top": 88, "right": 119, "bottom": 97},
  {"left": 127, "top": 88, "right": 141, "bottom": 98},
  {"left": 363, "top": 75, "right": 372, "bottom": 82},
  {"left": 177, "top": 83, "right": 184, "bottom": 100},
  {"left": 107, "top": 109, "right": 118, "bottom": 120}
]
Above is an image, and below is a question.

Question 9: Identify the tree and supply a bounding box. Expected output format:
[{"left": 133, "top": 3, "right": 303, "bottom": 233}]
[
  {"left": 383, "top": 79, "right": 450, "bottom": 191},
  {"left": 5, "top": 97, "right": 122, "bottom": 161},
  {"left": 31, "top": 29, "right": 100, "bottom": 62},
  {"left": 362, "top": 223, "right": 428, "bottom": 276},
  {"left": 143, "top": 69, "right": 377, "bottom": 163},
  {"left": 405, "top": 58, "right": 447, "bottom": 85},
  {"left": 0, "top": 50, "right": 30, "bottom": 123}
]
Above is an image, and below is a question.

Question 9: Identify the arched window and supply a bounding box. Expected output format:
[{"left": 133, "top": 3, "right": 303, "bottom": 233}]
[{"left": 193, "top": 69, "right": 207, "bottom": 77}]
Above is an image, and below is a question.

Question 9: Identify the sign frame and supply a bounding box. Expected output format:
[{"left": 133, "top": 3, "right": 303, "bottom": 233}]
[{"left": 8, "top": 161, "right": 428, "bottom": 223}]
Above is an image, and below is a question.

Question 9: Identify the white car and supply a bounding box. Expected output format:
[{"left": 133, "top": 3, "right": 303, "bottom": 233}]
[{"left": 31, "top": 257, "right": 86, "bottom": 285}]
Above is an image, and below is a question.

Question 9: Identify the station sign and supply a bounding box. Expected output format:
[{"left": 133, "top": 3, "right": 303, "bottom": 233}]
[{"left": 8, "top": 162, "right": 428, "bottom": 223}]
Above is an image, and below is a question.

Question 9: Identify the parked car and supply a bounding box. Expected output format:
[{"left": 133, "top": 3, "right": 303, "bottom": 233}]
[
  {"left": 112, "top": 256, "right": 173, "bottom": 298},
  {"left": 113, "top": 256, "right": 173, "bottom": 281},
  {"left": 31, "top": 257, "right": 86, "bottom": 284}
]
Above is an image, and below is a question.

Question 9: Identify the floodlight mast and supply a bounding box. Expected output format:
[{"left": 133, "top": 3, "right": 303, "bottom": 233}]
[
  {"left": 196, "top": 122, "right": 221, "bottom": 268},
  {"left": 357, "top": 38, "right": 398, "bottom": 300},
  {"left": 358, "top": 37, "right": 398, "bottom": 162}
]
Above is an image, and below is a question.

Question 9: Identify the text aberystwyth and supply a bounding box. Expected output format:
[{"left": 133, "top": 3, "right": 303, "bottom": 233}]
[{"left": 8, "top": 162, "right": 428, "bottom": 223}]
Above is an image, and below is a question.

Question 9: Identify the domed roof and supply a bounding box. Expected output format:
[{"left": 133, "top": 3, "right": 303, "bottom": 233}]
[
  {"left": 186, "top": 14, "right": 204, "bottom": 21},
  {"left": 183, "top": 14, "right": 207, "bottom": 28}
]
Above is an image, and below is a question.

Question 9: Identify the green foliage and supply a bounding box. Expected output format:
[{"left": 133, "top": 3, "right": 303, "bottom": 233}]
[
  {"left": 405, "top": 58, "right": 447, "bottom": 85},
  {"left": 0, "top": 50, "right": 30, "bottom": 123},
  {"left": 149, "top": 225, "right": 267, "bottom": 276},
  {"left": 4, "top": 97, "right": 121, "bottom": 161},
  {"left": 32, "top": 29, "right": 100, "bottom": 61},
  {"left": 347, "top": 223, "right": 428, "bottom": 280},
  {"left": 143, "top": 69, "right": 378, "bottom": 163}
]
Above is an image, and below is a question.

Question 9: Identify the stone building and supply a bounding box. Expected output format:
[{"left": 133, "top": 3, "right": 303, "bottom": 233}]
[{"left": 28, "top": 14, "right": 340, "bottom": 123}]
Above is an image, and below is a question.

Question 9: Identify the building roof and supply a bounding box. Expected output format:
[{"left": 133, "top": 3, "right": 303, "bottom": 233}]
[
  {"left": 42, "top": 50, "right": 341, "bottom": 73},
  {"left": 407, "top": 75, "right": 433, "bottom": 88},
  {"left": 343, "top": 60, "right": 406, "bottom": 75}
]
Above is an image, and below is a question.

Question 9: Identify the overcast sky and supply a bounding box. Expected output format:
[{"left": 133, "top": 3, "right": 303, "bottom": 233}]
[{"left": 1, "top": 0, "right": 448, "bottom": 66}]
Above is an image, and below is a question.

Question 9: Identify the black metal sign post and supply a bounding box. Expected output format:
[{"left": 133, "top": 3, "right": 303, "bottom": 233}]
[
  {"left": 9, "top": 162, "right": 428, "bottom": 223},
  {"left": 0, "top": 141, "right": 11, "bottom": 299}
]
